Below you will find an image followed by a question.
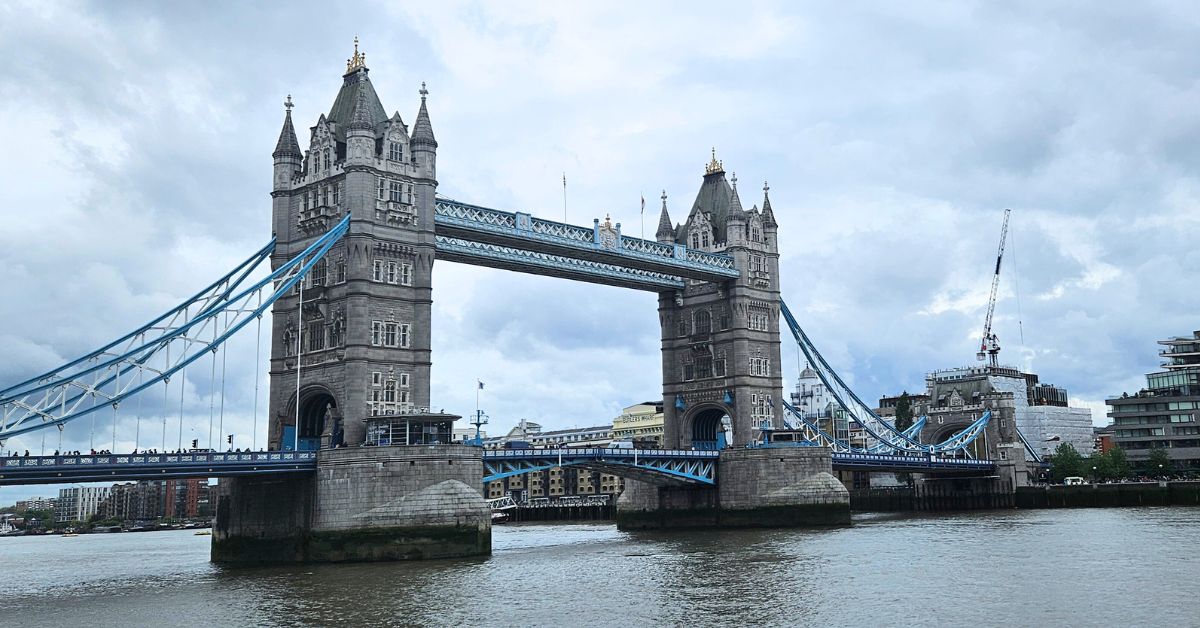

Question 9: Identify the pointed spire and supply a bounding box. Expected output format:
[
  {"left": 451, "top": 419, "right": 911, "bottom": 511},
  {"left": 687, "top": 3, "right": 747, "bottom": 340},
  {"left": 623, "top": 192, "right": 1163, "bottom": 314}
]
[
  {"left": 273, "top": 95, "right": 302, "bottom": 159},
  {"left": 389, "top": 110, "right": 407, "bottom": 132},
  {"left": 705, "top": 147, "right": 724, "bottom": 175},
  {"left": 656, "top": 189, "right": 674, "bottom": 240},
  {"left": 411, "top": 82, "right": 438, "bottom": 148},
  {"left": 348, "top": 85, "right": 374, "bottom": 131},
  {"left": 729, "top": 172, "right": 745, "bottom": 215},
  {"left": 761, "top": 180, "right": 777, "bottom": 227}
]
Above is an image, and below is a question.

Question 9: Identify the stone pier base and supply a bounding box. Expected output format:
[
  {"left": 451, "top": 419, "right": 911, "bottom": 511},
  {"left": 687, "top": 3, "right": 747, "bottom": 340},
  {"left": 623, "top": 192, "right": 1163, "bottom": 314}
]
[
  {"left": 212, "top": 445, "right": 490, "bottom": 564},
  {"left": 616, "top": 447, "right": 850, "bottom": 530}
]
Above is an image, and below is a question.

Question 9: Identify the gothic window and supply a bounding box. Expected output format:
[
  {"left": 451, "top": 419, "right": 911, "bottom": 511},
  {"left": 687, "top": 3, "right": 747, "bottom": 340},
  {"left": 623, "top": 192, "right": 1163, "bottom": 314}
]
[
  {"left": 329, "top": 317, "right": 344, "bottom": 347},
  {"left": 719, "top": 313, "right": 730, "bottom": 330},
  {"left": 322, "top": 148, "right": 330, "bottom": 170},
  {"left": 389, "top": 180, "right": 403, "bottom": 203},
  {"left": 678, "top": 319, "right": 688, "bottom": 337},
  {"left": 399, "top": 373, "right": 410, "bottom": 388},
  {"left": 691, "top": 232, "right": 700, "bottom": 248},
  {"left": 310, "top": 259, "right": 326, "bottom": 287},
  {"left": 751, "top": 224, "right": 761, "bottom": 242},
  {"left": 383, "top": 322, "right": 398, "bottom": 347},
  {"left": 372, "top": 260, "right": 384, "bottom": 282},
  {"left": 383, "top": 379, "right": 397, "bottom": 403},
  {"left": 683, "top": 364, "right": 695, "bottom": 381},
  {"left": 304, "top": 191, "right": 312, "bottom": 211},
  {"left": 406, "top": 184, "right": 414, "bottom": 205},
  {"left": 371, "top": 321, "right": 383, "bottom": 346},
  {"left": 701, "top": 231, "right": 709, "bottom": 247},
  {"left": 750, "top": 357, "right": 771, "bottom": 377},
  {"left": 306, "top": 320, "right": 325, "bottom": 352},
  {"left": 387, "top": 261, "right": 397, "bottom": 284},
  {"left": 399, "top": 263, "right": 413, "bottom": 286},
  {"left": 282, "top": 328, "right": 295, "bottom": 357},
  {"left": 333, "top": 183, "right": 341, "bottom": 206},
  {"left": 694, "top": 310, "right": 712, "bottom": 335},
  {"left": 714, "top": 358, "right": 726, "bottom": 377},
  {"left": 389, "top": 142, "right": 403, "bottom": 162},
  {"left": 695, "top": 355, "right": 713, "bottom": 379},
  {"left": 399, "top": 324, "right": 411, "bottom": 348},
  {"left": 335, "top": 259, "right": 346, "bottom": 283},
  {"left": 323, "top": 186, "right": 331, "bottom": 207},
  {"left": 378, "top": 177, "right": 387, "bottom": 200},
  {"left": 372, "top": 372, "right": 382, "bottom": 386}
]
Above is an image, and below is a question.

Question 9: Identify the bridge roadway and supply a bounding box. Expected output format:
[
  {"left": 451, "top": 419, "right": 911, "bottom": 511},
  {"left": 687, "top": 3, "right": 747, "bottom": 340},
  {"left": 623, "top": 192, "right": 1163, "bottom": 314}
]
[{"left": 0, "top": 448, "right": 994, "bottom": 486}]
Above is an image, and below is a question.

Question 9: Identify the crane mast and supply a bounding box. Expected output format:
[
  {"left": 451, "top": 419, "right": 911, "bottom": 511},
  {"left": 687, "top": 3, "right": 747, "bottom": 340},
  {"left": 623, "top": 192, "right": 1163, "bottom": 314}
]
[{"left": 978, "top": 209, "right": 1010, "bottom": 368}]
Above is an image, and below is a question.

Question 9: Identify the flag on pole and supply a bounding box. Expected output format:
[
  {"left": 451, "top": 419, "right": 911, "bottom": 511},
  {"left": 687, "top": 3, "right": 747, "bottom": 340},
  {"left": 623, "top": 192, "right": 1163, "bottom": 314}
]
[
  {"left": 641, "top": 194, "right": 645, "bottom": 215},
  {"left": 478, "top": 381, "right": 485, "bottom": 390}
]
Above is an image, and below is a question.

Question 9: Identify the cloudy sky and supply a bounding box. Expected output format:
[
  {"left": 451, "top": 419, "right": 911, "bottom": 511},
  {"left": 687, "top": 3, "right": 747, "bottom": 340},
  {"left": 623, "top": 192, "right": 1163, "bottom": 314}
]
[{"left": 2, "top": 2, "right": 1199, "bottom": 500}]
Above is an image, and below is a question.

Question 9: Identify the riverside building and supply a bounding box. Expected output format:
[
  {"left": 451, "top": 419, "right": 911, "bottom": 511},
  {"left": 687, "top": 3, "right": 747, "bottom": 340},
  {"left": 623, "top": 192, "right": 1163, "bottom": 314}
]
[{"left": 1106, "top": 330, "right": 1200, "bottom": 470}]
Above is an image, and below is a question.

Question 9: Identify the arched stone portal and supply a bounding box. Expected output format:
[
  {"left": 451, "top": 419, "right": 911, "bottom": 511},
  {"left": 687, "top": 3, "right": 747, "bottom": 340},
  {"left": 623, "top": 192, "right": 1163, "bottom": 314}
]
[
  {"left": 689, "top": 407, "right": 731, "bottom": 450},
  {"left": 288, "top": 387, "right": 338, "bottom": 451}
]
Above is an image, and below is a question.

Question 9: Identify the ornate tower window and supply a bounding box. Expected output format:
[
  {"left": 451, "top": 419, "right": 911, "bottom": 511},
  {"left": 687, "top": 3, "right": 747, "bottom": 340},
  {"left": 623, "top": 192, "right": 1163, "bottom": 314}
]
[
  {"left": 377, "top": 177, "right": 387, "bottom": 200},
  {"left": 335, "top": 258, "right": 346, "bottom": 283},
  {"left": 694, "top": 310, "right": 712, "bottom": 335},
  {"left": 310, "top": 259, "right": 327, "bottom": 287},
  {"left": 306, "top": 320, "right": 326, "bottom": 352},
  {"left": 389, "top": 142, "right": 403, "bottom": 161},
  {"left": 372, "top": 260, "right": 384, "bottom": 282}
]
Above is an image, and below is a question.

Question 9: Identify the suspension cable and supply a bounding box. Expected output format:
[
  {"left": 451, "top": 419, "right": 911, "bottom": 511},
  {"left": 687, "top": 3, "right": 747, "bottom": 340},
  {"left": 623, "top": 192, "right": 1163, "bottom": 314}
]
[
  {"left": 111, "top": 366, "right": 119, "bottom": 453},
  {"left": 177, "top": 364, "right": 186, "bottom": 452},
  {"left": 295, "top": 279, "right": 304, "bottom": 452},
  {"left": 208, "top": 322, "right": 218, "bottom": 451},
  {"left": 218, "top": 310, "right": 228, "bottom": 451},
  {"left": 252, "top": 292, "right": 262, "bottom": 451}
]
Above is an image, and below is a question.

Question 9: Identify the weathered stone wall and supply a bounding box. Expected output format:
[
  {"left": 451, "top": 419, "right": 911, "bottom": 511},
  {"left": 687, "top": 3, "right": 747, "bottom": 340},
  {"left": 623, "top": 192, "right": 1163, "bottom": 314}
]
[
  {"left": 309, "top": 445, "right": 490, "bottom": 561},
  {"left": 212, "top": 445, "right": 490, "bottom": 564},
  {"left": 1017, "top": 481, "right": 1200, "bottom": 508},
  {"left": 211, "top": 473, "right": 314, "bottom": 564},
  {"left": 617, "top": 446, "right": 850, "bottom": 529}
]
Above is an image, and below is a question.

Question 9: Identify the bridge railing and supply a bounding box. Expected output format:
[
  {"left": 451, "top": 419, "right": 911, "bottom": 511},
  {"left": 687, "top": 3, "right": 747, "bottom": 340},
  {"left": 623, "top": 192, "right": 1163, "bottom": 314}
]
[
  {"left": 0, "top": 451, "right": 317, "bottom": 469},
  {"left": 483, "top": 448, "right": 720, "bottom": 459}
]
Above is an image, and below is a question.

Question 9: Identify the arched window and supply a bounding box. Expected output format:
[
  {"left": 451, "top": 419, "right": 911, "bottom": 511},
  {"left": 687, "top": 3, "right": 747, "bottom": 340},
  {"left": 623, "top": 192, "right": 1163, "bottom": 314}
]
[
  {"left": 322, "top": 148, "right": 330, "bottom": 170},
  {"left": 691, "top": 232, "right": 700, "bottom": 248},
  {"left": 695, "top": 310, "right": 712, "bottom": 335}
]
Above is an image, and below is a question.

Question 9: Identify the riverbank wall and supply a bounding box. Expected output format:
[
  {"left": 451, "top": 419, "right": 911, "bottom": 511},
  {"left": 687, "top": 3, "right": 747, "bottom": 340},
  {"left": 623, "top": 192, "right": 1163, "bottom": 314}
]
[{"left": 1015, "top": 481, "right": 1200, "bottom": 508}]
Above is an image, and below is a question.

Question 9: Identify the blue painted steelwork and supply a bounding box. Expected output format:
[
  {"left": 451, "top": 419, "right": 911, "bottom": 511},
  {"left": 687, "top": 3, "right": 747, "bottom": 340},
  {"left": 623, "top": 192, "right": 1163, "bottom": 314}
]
[
  {"left": 0, "top": 451, "right": 317, "bottom": 486},
  {"left": 830, "top": 452, "right": 994, "bottom": 473},
  {"left": 482, "top": 448, "right": 718, "bottom": 485},
  {"left": 0, "top": 216, "right": 351, "bottom": 443},
  {"left": 435, "top": 235, "right": 685, "bottom": 291},
  {"left": 433, "top": 198, "right": 740, "bottom": 285}
]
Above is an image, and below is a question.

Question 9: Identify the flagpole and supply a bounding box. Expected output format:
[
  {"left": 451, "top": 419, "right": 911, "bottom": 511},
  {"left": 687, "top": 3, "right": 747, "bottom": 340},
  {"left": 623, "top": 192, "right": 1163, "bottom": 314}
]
[
  {"left": 640, "top": 191, "right": 645, "bottom": 239},
  {"left": 562, "top": 173, "right": 567, "bottom": 222}
]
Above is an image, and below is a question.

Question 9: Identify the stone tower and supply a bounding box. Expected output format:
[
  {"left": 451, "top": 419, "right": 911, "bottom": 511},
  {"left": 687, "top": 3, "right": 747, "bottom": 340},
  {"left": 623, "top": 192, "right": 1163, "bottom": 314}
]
[
  {"left": 656, "top": 151, "right": 784, "bottom": 448},
  {"left": 267, "top": 42, "right": 448, "bottom": 449}
]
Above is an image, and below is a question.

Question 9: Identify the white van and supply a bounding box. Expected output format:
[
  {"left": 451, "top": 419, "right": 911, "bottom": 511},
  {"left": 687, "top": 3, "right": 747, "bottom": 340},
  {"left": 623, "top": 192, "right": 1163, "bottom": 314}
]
[{"left": 1064, "top": 476, "right": 1085, "bottom": 485}]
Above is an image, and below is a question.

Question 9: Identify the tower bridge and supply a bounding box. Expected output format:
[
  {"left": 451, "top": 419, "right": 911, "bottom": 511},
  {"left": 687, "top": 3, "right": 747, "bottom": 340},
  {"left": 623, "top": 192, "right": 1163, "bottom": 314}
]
[{"left": 0, "top": 43, "right": 1028, "bottom": 563}]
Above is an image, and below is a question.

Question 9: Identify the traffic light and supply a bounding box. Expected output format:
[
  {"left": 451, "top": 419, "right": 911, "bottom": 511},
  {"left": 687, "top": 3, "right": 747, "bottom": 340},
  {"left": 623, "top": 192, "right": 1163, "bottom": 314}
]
[
  {"left": 227, "top": 434, "right": 233, "bottom": 444},
  {"left": 191, "top": 439, "right": 198, "bottom": 449}
]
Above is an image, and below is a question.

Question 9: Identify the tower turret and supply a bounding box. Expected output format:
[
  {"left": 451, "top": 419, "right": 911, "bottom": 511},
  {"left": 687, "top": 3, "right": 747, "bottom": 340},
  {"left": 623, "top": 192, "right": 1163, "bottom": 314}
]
[
  {"left": 655, "top": 190, "right": 675, "bottom": 243},
  {"left": 411, "top": 83, "right": 437, "bottom": 180},
  {"left": 725, "top": 173, "right": 747, "bottom": 247},
  {"left": 345, "top": 86, "right": 375, "bottom": 164},
  {"left": 273, "top": 95, "right": 303, "bottom": 191}
]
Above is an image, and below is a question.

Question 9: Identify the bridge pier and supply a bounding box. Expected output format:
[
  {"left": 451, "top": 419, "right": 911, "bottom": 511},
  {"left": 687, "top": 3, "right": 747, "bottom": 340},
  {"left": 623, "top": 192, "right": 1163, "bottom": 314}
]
[
  {"left": 616, "top": 447, "right": 850, "bottom": 530},
  {"left": 212, "top": 445, "right": 490, "bottom": 564}
]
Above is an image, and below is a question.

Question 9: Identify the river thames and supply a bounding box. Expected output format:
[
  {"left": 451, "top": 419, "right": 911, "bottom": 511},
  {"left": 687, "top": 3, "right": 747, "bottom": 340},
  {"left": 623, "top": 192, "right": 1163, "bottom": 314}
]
[{"left": 2, "top": 508, "right": 1197, "bottom": 627}]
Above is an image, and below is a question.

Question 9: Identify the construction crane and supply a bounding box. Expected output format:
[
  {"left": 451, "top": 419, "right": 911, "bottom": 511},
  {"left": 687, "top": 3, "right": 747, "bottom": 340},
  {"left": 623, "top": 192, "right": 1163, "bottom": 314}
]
[{"left": 977, "top": 209, "right": 1011, "bottom": 368}]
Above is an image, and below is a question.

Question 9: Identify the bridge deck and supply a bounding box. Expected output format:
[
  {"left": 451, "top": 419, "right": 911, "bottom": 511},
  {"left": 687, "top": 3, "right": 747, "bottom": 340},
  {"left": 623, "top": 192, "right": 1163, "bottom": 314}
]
[{"left": 0, "top": 448, "right": 994, "bottom": 486}]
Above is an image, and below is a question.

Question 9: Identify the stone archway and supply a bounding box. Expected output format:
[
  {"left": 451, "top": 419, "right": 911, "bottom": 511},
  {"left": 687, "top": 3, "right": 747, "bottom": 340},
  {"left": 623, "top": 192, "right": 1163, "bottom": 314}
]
[
  {"left": 288, "top": 386, "right": 338, "bottom": 451},
  {"left": 689, "top": 406, "right": 731, "bottom": 450}
]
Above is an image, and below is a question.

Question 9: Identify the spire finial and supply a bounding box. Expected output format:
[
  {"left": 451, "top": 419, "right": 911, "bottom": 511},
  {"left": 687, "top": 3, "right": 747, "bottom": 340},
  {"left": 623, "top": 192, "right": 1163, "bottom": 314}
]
[
  {"left": 661, "top": 189, "right": 667, "bottom": 205},
  {"left": 705, "top": 147, "right": 724, "bottom": 175},
  {"left": 763, "top": 180, "right": 770, "bottom": 194},
  {"left": 731, "top": 172, "right": 738, "bottom": 189},
  {"left": 346, "top": 36, "right": 367, "bottom": 72},
  {"left": 419, "top": 81, "right": 429, "bottom": 100},
  {"left": 284, "top": 94, "right": 293, "bottom": 112}
]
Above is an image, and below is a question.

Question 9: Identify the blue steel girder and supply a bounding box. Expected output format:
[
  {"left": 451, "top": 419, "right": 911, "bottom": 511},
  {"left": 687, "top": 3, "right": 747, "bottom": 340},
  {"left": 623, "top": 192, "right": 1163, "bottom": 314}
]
[
  {"left": 435, "top": 235, "right": 685, "bottom": 292},
  {"left": 434, "top": 198, "right": 741, "bottom": 285},
  {"left": 482, "top": 448, "right": 717, "bottom": 485}
]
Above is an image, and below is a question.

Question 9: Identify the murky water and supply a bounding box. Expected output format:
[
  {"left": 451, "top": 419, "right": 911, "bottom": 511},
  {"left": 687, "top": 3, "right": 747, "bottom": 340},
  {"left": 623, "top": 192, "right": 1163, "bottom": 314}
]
[{"left": 1, "top": 508, "right": 1197, "bottom": 627}]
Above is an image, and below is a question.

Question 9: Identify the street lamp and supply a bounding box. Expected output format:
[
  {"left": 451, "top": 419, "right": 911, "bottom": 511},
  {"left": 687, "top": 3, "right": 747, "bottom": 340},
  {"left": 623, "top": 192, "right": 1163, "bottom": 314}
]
[{"left": 1092, "top": 465, "right": 1097, "bottom": 483}]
